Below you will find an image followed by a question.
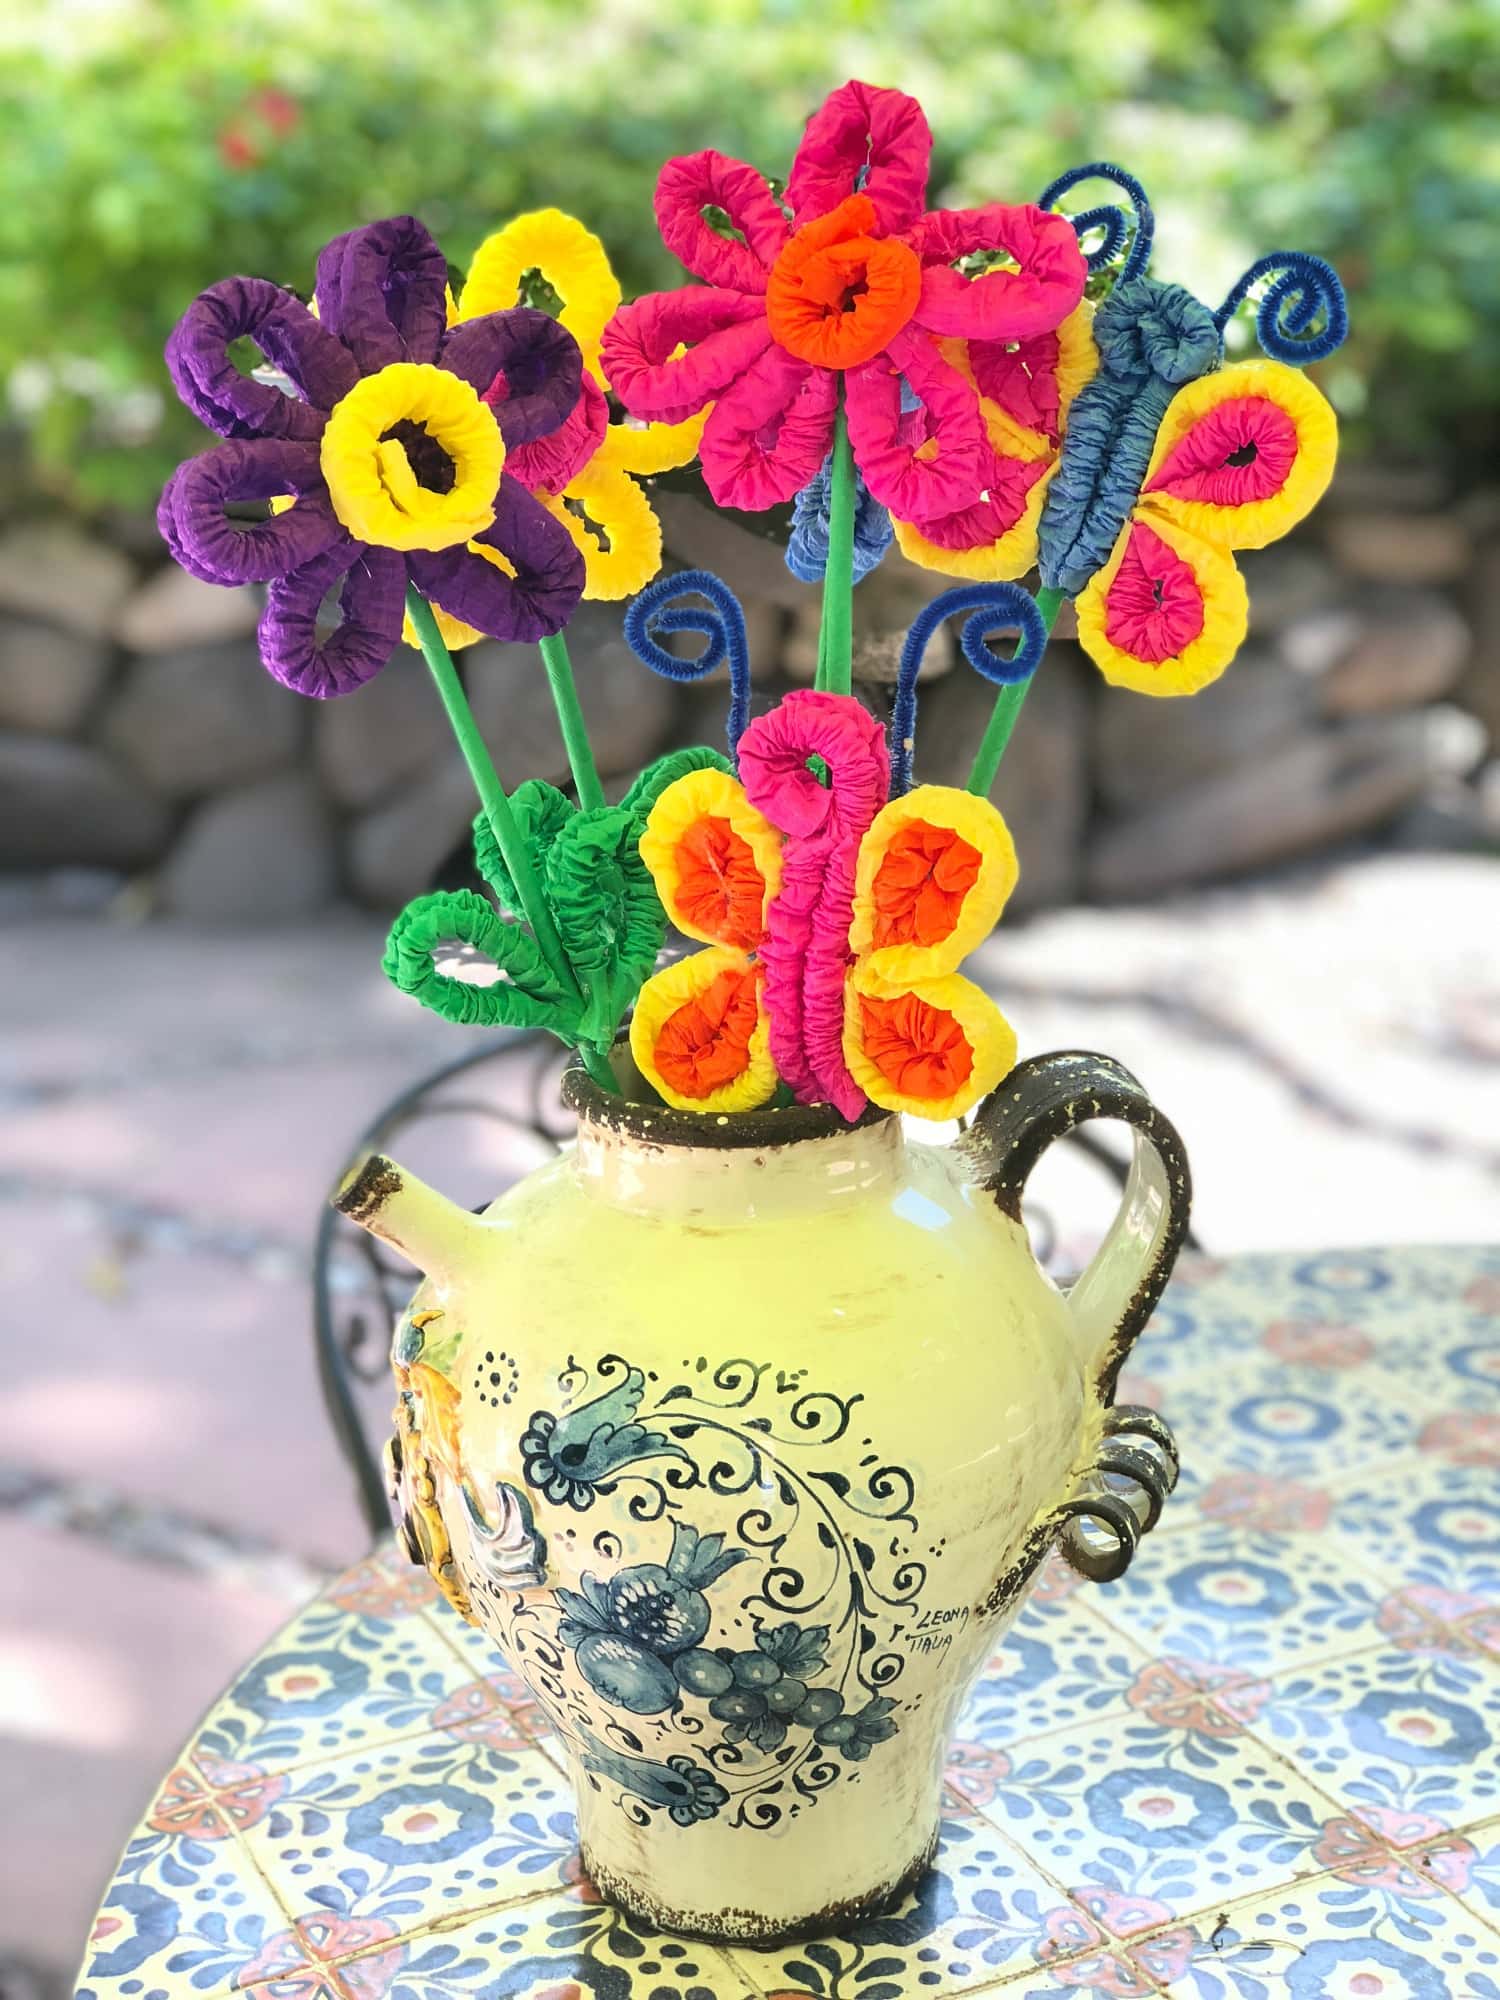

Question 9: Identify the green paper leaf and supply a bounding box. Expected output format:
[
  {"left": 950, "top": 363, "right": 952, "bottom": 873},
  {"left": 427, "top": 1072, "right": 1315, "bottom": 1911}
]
[
  {"left": 544, "top": 806, "right": 667, "bottom": 1046},
  {"left": 472, "top": 780, "right": 575, "bottom": 916},
  {"left": 382, "top": 888, "right": 579, "bottom": 1035},
  {"left": 619, "top": 745, "right": 733, "bottom": 822}
]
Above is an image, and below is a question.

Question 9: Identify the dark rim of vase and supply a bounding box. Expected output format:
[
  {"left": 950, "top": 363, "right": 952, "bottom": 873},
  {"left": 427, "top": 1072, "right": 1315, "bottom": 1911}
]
[{"left": 561, "top": 1050, "right": 892, "bottom": 1152}]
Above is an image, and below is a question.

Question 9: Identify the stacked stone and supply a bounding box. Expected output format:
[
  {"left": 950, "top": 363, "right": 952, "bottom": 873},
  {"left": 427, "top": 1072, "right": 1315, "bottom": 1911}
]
[{"left": 1, "top": 463, "right": 1495, "bottom": 922}]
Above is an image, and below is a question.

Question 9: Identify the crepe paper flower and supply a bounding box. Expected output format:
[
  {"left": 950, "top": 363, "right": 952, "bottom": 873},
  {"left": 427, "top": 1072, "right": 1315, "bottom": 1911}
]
[
  {"left": 739, "top": 690, "right": 890, "bottom": 1121},
  {"left": 599, "top": 78, "right": 1088, "bottom": 517},
  {"left": 623, "top": 569, "right": 753, "bottom": 758},
  {"left": 630, "top": 766, "right": 783, "bottom": 1113},
  {"left": 449, "top": 208, "right": 706, "bottom": 609},
  {"left": 786, "top": 456, "right": 894, "bottom": 585},
  {"left": 890, "top": 582, "right": 1051, "bottom": 796},
  {"left": 158, "top": 215, "right": 588, "bottom": 696}
]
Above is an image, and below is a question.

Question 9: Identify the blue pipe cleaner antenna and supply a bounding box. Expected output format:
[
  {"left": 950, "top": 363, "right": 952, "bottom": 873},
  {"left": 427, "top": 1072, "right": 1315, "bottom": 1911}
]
[
  {"left": 1213, "top": 251, "right": 1349, "bottom": 365},
  {"left": 1038, "top": 162, "right": 1155, "bottom": 282},
  {"left": 622, "top": 569, "right": 752, "bottom": 760},
  {"left": 890, "top": 584, "right": 1049, "bottom": 796}
]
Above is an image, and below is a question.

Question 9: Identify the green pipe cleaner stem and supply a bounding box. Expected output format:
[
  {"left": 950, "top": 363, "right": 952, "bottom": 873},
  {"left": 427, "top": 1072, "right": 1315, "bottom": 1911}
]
[
  {"left": 813, "top": 403, "right": 856, "bottom": 698},
  {"left": 403, "top": 587, "right": 615, "bottom": 1093},
  {"left": 965, "top": 586, "right": 1066, "bottom": 798},
  {"left": 537, "top": 630, "right": 606, "bottom": 813}
]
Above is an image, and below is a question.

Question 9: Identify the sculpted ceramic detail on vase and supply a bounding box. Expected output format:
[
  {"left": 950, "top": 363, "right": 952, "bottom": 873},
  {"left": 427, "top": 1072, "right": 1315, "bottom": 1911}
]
[{"left": 349, "top": 1047, "right": 1191, "bottom": 1942}]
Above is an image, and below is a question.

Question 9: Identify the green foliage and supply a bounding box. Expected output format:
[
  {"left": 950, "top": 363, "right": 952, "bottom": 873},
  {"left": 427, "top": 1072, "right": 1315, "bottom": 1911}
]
[{"left": 1, "top": 0, "right": 1495, "bottom": 510}]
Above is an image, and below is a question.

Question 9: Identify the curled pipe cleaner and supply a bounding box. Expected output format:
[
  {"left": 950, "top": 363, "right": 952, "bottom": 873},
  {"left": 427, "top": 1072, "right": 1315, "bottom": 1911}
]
[
  {"left": 623, "top": 568, "right": 752, "bottom": 760},
  {"left": 1038, "top": 162, "right": 1155, "bottom": 283},
  {"left": 891, "top": 583, "right": 1050, "bottom": 796},
  {"left": 1213, "top": 252, "right": 1349, "bottom": 365}
]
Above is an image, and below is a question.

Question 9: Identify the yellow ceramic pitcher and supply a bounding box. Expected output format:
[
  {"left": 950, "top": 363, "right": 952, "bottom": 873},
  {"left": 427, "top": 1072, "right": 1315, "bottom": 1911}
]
[{"left": 335, "top": 1046, "right": 1189, "bottom": 1944}]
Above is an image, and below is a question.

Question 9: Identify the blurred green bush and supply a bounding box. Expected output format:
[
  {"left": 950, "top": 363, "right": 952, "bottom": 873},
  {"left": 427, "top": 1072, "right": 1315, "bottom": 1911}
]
[{"left": 1, "top": 0, "right": 1495, "bottom": 512}]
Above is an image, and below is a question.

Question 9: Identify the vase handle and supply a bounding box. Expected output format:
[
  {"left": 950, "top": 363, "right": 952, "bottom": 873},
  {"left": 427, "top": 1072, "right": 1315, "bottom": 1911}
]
[
  {"left": 956, "top": 1050, "right": 1192, "bottom": 1584},
  {"left": 957, "top": 1049, "right": 1193, "bottom": 1401}
]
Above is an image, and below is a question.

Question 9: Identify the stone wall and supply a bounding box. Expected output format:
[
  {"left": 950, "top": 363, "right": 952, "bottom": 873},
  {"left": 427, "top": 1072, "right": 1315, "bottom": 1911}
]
[{"left": 0, "top": 466, "right": 1494, "bottom": 923}]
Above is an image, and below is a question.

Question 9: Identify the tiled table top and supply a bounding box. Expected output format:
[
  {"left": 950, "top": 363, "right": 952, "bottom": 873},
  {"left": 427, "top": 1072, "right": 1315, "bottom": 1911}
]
[{"left": 77, "top": 1246, "right": 1500, "bottom": 2000}]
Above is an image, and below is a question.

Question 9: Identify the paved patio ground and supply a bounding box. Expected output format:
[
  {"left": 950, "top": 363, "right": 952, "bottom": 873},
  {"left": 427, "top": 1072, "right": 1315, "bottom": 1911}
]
[{"left": 2, "top": 850, "right": 1496, "bottom": 1993}]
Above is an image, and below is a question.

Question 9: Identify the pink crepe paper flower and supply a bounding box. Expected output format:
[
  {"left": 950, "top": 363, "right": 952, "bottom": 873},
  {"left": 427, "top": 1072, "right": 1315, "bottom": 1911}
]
[{"left": 600, "top": 79, "right": 1088, "bottom": 517}]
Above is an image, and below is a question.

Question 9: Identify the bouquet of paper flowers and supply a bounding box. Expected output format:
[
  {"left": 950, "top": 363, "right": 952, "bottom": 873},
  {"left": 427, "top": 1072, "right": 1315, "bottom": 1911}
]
[{"left": 160, "top": 79, "right": 1347, "bottom": 1125}]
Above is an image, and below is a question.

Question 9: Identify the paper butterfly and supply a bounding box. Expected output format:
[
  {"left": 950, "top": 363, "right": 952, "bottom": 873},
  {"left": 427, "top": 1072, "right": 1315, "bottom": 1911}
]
[
  {"left": 630, "top": 688, "right": 1018, "bottom": 1122},
  {"left": 891, "top": 163, "right": 1348, "bottom": 697}
]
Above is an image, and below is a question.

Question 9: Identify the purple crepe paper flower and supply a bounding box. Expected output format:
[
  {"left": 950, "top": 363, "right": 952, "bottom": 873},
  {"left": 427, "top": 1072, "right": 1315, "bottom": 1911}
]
[{"left": 157, "top": 215, "right": 588, "bottom": 696}]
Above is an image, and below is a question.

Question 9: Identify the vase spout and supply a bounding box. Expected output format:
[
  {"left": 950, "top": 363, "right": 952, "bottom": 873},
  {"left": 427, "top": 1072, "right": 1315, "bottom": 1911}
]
[{"left": 332, "top": 1150, "right": 487, "bottom": 1285}]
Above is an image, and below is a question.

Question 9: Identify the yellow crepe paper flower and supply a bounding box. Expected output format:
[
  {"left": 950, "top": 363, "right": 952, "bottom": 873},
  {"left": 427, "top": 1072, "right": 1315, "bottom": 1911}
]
[
  {"left": 630, "top": 945, "right": 779, "bottom": 1114},
  {"left": 320, "top": 362, "right": 504, "bottom": 554},
  {"left": 843, "top": 966, "right": 1017, "bottom": 1123},
  {"left": 449, "top": 208, "right": 705, "bottom": 604}
]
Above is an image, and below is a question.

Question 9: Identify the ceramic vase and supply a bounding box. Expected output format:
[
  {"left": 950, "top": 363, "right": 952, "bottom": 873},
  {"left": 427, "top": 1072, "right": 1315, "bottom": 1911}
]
[{"left": 334, "top": 1047, "right": 1190, "bottom": 1944}]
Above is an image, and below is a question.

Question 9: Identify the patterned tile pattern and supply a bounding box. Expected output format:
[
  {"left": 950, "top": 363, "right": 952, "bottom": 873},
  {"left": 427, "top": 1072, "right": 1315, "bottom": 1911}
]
[{"left": 75, "top": 1246, "right": 1500, "bottom": 2000}]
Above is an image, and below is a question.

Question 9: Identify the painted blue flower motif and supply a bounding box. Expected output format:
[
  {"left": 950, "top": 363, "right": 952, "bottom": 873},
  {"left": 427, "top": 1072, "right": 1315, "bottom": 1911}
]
[
  {"left": 578, "top": 1728, "right": 727, "bottom": 1826},
  {"left": 786, "top": 455, "right": 894, "bottom": 584},
  {"left": 236, "top": 1648, "right": 368, "bottom": 1720},
  {"left": 86, "top": 1883, "right": 179, "bottom": 1977},
  {"left": 1167, "top": 1557, "right": 1296, "bottom": 1623},
  {"left": 1285, "top": 1935, "right": 1449, "bottom": 1999},
  {"left": 1346, "top": 1688, "right": 1491, "bottom": 1768},
  {"left": 520, "top": 1364, "right": 689, "bottom": 1509},
  {"left": 815, "top": 1694, "right": 899, "bottom": 1763},
  {"left": 1083, "top": 1765, "right": 1234, "bottom": 1851},
  {"left": 345, "top": 1781, "right": 492, "bottom": 1864},
  {"left": 555, "top": 1520, "right": 748, "bottom": 1715}
]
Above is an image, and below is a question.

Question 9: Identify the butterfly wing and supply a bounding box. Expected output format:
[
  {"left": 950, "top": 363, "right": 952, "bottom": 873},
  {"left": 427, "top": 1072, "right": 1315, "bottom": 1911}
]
[
  {"left": 631, "top": 767, "right": 781, "bottom": 1112},
  {"left": 842, "top": 787, "right": 1018, "bottom": 1119},
  {"left": 892, "top": 302, "right": 1097, "bottom": 581},
  {"left": 1074, "top": 359, "right": 1335, "bottom": 698},
  {"left": 1139, "top": 357, "right": 1338, "bottom": 550},
  {"left": 1074, "top": 512, "right": 1249, "bottom": 698}
]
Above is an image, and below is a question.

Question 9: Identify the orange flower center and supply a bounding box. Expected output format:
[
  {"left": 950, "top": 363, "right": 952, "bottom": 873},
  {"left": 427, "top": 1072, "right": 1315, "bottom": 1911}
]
[
  {"left": 674, "top": 814, "right": 766, "bottom": 947},
  {"left": 653, "top": 963, "right": 761, "bottom": 1099},
  {"left": 858, "top": 991, "right": 974, "bottom": 1101},
  {"left": 766, "top": 194, "right": 921, "bottom": 370},
  {"left": 870, "top": 820, "right": 982, "bottom": 948}
]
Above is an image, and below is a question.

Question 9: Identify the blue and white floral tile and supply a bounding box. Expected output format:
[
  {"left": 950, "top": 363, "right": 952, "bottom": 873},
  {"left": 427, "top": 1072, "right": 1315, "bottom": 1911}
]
[
  {"left": 1121, "top": 1866, "right": 1500, "bottom": 1999},
  {"left": 74, "top": 1773, "right": 289, "bottom": 2000},
  {"left": 724, "top": 1815, "right": 1086, "bottom": 1999},
  {"left": 957, "top": 1703, "right": 1347, "bottom": 1942},
  {"left": 234, "top": 1732, "right": 579, "bottom": 1944},
  {"left": 950, "top": 1597, "right": 1153, "bottom": 1756},
  {"left": 214, "top": 1885, "right": 757, "bottom": 2000},
  {"left": 1326, "top": 1460, "right": 1500, "bottom": 1606},
  {"left": 1242, "top": 1643, "right": 1500, "bottom": 1841},
  {"left": 1085, "top": 1513, "right": 1382, "bottom": 1679},
  {"left": 189, "top": 1564, "right": 481, "bottom": 1781},
  {"left": 1145, "top": 1348, "right": 1427, "bottom": 1488}
]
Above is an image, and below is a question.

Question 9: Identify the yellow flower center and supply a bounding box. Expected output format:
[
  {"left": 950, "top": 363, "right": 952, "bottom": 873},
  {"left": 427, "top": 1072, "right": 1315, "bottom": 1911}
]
[{"left": 320, "top": 362, "right": 505, "bottom": 553}]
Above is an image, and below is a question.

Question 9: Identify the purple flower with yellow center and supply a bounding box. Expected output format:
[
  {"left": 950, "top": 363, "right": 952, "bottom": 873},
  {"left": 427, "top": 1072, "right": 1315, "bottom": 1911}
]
[{"left": 157, "top": 215, "right": 587, "bottom": 696}]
